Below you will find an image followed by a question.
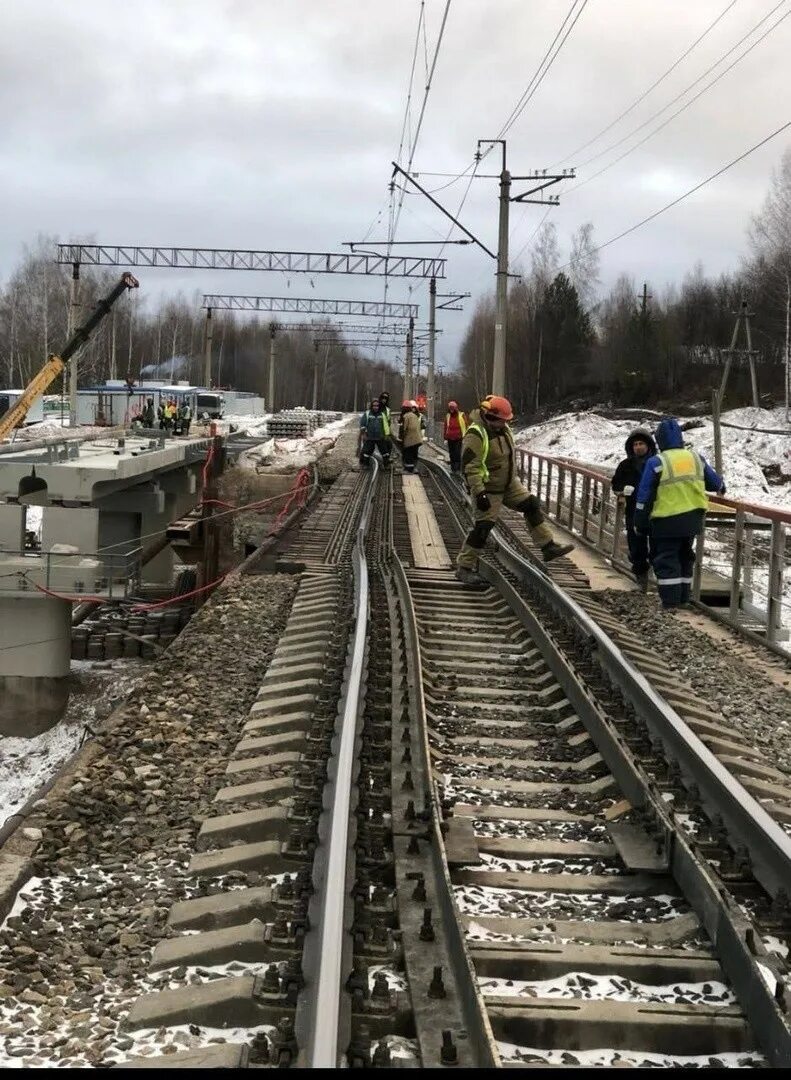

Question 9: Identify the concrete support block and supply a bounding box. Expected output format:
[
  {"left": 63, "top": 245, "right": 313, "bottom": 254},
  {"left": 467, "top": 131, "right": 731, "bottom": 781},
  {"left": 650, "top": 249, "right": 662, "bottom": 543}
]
[
  {"left": 213, "top": 776, "right": 295, "bottom": 806},
  {"left": 188, "top": 839, "right": 289, "bottom": 877},
  {"left": 168, "top": 886, "right": 275, "bottom": 932},
  {"left": 118, "top": 1044, "right": 249, "bottom": 1069},
  {"left": 124, "top": 975, "right": 282, "bottom": 1031},
  {"left": 151, "top": 919, "right": 269, "bottom": 970},
  {"left": 0, "top": 595, "right": 71, "bottom": 736},
  {"left": 197, "top": 806, "right": 290, "bottom": 850}
]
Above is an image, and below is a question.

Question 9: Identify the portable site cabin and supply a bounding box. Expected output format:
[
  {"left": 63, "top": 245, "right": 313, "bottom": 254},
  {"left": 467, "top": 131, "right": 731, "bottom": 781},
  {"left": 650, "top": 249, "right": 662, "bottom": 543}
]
[
  {"left": 75, "top": 382, "right": 227, "bottom": 426},
  {"left": 0, "top": 390, "right": 45, "bottom": 426}
]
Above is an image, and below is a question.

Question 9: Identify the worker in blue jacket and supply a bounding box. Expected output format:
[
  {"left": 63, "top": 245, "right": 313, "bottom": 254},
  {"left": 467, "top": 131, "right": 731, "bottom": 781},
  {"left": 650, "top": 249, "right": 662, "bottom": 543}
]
[
  {"left": 634, "top": 417, "right": 725, "bottom": 610},
  {"left": 359, "top": 398, "right": 391, "bottom": 468}
]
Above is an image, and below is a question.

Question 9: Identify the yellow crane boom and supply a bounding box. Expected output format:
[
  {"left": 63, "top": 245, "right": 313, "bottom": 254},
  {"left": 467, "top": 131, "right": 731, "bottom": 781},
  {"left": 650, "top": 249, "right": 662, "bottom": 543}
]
[{"left": 0, "top": 272, "right": 139, "bottom": 442}]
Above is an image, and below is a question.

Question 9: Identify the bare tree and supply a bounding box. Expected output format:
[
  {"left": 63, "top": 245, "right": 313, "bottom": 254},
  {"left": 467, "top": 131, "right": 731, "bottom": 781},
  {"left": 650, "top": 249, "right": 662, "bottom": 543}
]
[{"left": 568, "top": 222, "right": 600, "bottom": 313}]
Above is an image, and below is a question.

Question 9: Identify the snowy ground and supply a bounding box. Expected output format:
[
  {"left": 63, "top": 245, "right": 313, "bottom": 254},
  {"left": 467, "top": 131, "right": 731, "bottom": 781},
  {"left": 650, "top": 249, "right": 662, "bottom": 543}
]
[
  {"left": 515, "top": 405, "right": 791, "bottom": 512},
  {"left": 234, "top": 415, "right": 353, "bottom": 472},
  {"left": 0, "top": 662, "right": 147, "bottom": 830}
]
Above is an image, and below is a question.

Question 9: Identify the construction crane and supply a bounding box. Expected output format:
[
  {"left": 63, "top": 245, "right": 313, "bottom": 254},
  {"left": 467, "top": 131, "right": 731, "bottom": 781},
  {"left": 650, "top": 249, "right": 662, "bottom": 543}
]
[{"left": 0, "top": 272, "right": 139, "bottom": 442}]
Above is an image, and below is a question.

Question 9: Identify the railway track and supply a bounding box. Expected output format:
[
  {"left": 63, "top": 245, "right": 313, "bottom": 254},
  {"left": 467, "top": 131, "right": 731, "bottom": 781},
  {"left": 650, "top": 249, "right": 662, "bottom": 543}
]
[{"left": 3, "top": 447, "right": 791, "bottom": 1067}]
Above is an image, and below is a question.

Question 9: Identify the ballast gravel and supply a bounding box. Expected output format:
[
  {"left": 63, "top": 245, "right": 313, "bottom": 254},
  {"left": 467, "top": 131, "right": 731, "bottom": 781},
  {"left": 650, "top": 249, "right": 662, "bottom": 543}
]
[
  {"left": 0, "top": 574, "right": 298, "bottom": 1069},
  {"left": 596, "top": 590, "right": 791, "bottom": 776}
]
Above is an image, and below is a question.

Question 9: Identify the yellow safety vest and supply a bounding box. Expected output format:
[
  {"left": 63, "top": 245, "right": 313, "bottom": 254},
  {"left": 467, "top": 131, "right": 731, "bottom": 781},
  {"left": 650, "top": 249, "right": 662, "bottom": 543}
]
[
  {"left": 467, "top": 422, "right": 490, "bottom": 484},
  {"left": 652, "top": 448, "right": 708, "bottom": 518},
  {"left": 381, "top": 407, "right": 391, "bottom": 437},
  {"left": 446, "top": 412, "right": 468, "bottom": 436}
]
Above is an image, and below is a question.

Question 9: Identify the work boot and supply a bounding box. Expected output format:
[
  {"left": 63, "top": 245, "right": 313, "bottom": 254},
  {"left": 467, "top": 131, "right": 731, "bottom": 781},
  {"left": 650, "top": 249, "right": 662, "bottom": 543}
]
[
  {"left": 455, "top": 566, "right": 483, "bottom": 586},
  {"left": 541, "top": 540, "right": 574, "bottom": 563},
  {"left": 635, "top": 572, "right": 649, "bottom": 594}
]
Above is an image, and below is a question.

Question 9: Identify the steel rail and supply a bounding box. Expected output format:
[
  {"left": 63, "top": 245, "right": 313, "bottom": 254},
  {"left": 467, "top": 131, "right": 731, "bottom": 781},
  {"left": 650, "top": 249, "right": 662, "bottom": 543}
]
[
  {"left": 423, "top": 456, "right": 791, "bottom": 901},
  {"left": 390, "top": 536, "right": 499, "bottom": 1068},
  {"left": 303, "top": 460, "right": 378, "bottom": 1068},
  {"left": 420, "top": 458, "right": 791, "bottom": 1064}
]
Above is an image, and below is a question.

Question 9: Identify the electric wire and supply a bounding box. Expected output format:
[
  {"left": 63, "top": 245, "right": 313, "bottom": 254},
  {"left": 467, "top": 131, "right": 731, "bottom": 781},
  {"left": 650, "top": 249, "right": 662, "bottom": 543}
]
[
  {"left": 496, "top": 0, "right": 590, "bottom": 140},
  {"left": 577, "top": 119, "right": 791, "bottom": 260},
  {"left": 566, "top": 4, "right": 790, "bottom": 198},
  {"left": 574, "top": 1, "right": 789, "bottom": 174},
  {"left": 555, "top": 0, "right": 741, "bottom": 165}
]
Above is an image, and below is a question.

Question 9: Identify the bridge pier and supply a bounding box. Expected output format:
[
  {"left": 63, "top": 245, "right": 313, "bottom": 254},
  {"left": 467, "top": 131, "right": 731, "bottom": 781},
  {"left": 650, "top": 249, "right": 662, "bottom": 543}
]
[{"left": 0, "top": 593, "right": 72, "bottom": 736}]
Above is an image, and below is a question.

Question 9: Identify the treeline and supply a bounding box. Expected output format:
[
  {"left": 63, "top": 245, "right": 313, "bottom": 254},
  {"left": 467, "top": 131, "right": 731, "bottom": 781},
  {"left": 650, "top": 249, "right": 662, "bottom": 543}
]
[
  {"left": 0, "top": 236, "right": 403, "bottom": 411},
  {"left": 458, "top": 147, "right": 791, "bottom": 413}
]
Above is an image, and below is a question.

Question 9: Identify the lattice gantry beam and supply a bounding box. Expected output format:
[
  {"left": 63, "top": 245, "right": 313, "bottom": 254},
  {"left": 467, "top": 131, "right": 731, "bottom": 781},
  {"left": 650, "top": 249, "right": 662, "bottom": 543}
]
[
  {"left": 200, "top": 295, "right": 419, "bottom": 318},
  {"left": 57, "top": 245, "right": 445, "bottom": 280}
]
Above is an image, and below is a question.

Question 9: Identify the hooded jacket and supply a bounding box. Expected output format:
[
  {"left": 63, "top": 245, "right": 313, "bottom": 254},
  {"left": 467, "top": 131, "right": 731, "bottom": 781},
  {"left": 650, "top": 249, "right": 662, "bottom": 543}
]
[
  {"left": 634, "top": 418, "right": 725, "bottom": 537},
  {"left": 611, "top": 428, "right": 657, "bottom": 519}
]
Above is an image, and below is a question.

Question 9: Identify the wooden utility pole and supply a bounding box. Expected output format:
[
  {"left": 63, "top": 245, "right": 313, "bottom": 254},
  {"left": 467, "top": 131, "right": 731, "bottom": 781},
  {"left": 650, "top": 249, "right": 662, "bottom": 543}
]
[{"left": 712, "top": 388, "right": 723, "bottom": 477}]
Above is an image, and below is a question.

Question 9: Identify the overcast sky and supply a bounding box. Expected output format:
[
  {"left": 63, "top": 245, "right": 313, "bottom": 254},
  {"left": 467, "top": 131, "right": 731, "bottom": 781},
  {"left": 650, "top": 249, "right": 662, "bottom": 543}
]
[{"left": 1, "top": 0, "right": 789, "bottom": 371}]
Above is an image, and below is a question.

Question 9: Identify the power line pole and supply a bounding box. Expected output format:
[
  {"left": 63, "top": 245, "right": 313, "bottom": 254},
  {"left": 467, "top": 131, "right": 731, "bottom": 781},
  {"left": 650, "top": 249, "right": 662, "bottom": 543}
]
[
  {"left": 353, "top": 357, "right": 359, "bottom": 413},
  {"left": 405, "top": 316, "right": 414, "bottom": 398},
  {"left": 719, "top": 298, "right": 759, "bottom": 408},
  {"left": 68, "top": 262, "right": 80, "bottom": 426},
  {"left": 476, "top": 142, "right": 574, "bottom": 397},
  {"left": 427, "top": 277, "right": 437, "bottom": 436},
  {"left": 492, "top": 144, "right": 510, "bottom": 398},
  {"left": 268, "top": 322, "right": 277, "bottom": 413},
  {"left": 312, "top": 339, "right": 319, "bottom": 410},
  {"left": 204, "top": 306, "right": 213, "bottom": 388}
]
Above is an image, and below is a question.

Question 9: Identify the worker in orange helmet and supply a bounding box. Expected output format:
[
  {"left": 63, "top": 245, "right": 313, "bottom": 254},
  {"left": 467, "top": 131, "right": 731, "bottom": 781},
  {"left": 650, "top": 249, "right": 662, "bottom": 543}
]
[
  {"left": 456, "top": 395, "right": 574, "bottom": 584},
  {"left": 443, "top": 400, "right": 467, "bottom": 475}
]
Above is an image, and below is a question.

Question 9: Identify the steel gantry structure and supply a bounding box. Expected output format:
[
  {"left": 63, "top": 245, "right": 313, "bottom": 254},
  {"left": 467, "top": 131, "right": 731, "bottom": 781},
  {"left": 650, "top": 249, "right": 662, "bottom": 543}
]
[
  {"left": 55, "top": 245, "right": 443, "bottom": 420},
  {"left": 197, "top": 294, "right": 425, "bottom": 412},
  {"left": 57, "top": 245, "right": 446, "bottom": 279},
  {"left": 201, "top": 294, "right": 419, "bottom": 319}
]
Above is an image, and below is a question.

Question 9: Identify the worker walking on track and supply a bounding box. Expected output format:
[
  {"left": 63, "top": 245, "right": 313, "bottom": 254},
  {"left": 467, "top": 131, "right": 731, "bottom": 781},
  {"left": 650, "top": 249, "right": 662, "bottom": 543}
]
[
  {"left": 456, "top": 395, "right": 574, "bottom": 584},
  {"left": 634, "top": 417, "right": 725, "bottom": 611},
  {"left": 443, "top": 401, "right": 467, "bottom": 475},
  {"left": 611, "top": 428, "right": 657, "bottom": 592},
  {"left": 359, "top": 398, "right": 391, "bottom": 469},
  {"left": 400, "top": 399, "right": 423, "bottom": 473}
]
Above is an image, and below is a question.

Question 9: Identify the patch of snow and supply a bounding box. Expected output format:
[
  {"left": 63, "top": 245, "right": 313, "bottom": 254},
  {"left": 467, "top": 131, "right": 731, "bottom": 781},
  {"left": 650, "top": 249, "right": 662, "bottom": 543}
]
[
  {"left": 497, "top": 1042, "right": 764, "bottom": 1068},
  {"left": 481, "top": 971, "right": 736, "bottom": 1005},
  {"left": 516, "top": 405, "right": 791, "bottom": 512}
]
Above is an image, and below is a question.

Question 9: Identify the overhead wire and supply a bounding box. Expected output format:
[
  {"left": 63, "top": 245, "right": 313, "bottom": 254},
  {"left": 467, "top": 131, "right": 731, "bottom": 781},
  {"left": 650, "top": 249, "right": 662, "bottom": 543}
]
[
  {"left": 571, "top": 1, "right": 789, "bottom": 182},
  {"left": 496, "top": 0, "right": 590, "bottom": 140},
  {"left": 572, "top": 119, "right": 791, "bottom": 261},
  {"left": 570, "top": 3, "right": 791, "bottom": 197},
  {"left": 555, "top": 0, "right": 740, "bottom": 165}
]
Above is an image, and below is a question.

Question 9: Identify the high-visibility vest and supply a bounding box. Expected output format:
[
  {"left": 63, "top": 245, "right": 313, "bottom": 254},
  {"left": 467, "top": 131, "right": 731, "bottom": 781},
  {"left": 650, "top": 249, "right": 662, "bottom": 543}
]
[
  {"left": 651, "top": 448, "right": 708, "bottom": 518},
  {"left": 446, "top": 411, "right": 468, "bottom": 436},
  {"left": 380, "top": 407, "right": 391, "bottom": 437},
  {"left": 467, "top": 422, "right": 490, "bottom": 484}
]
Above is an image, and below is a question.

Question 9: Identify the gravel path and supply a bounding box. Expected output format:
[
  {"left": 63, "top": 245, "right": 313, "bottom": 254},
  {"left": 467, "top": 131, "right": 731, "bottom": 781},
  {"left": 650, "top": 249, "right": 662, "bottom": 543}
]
[
  {"left": 0, "top": 574, "right": 298, "bottom": 1068},
  {"left": 595, "top": 590, "right": 791, "bottom": 776}
]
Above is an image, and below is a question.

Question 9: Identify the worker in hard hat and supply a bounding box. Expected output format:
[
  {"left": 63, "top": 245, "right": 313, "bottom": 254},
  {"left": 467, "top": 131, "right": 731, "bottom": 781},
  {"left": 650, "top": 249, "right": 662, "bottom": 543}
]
[
  {"left": 400, "top": 399, "right": 423, "bottom": 473},
  {"left": 456, "top": 395, "right": 574, "bottom": 584},
  {"left": 359, "top": 398, "right": 391, "bottom": 469},
  {"left": 443, "top": 400, "right": 467, "bottom": 475}
]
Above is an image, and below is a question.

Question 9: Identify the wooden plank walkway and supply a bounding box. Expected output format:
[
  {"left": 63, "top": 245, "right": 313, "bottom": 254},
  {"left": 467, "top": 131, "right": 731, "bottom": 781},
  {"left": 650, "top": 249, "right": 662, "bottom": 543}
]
[{"left": 402, "top": 474, "right": 453, "bottom": 569}]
